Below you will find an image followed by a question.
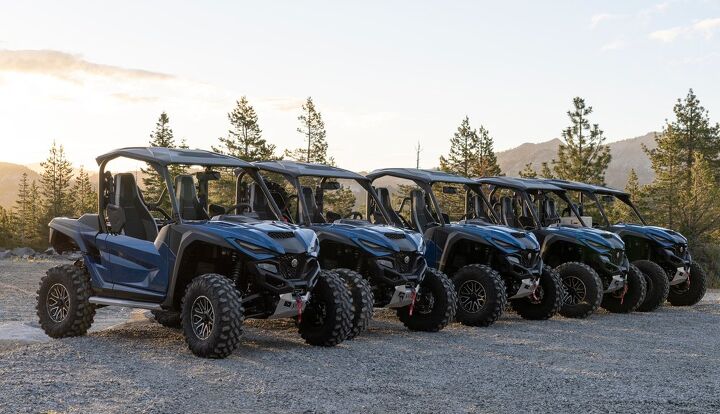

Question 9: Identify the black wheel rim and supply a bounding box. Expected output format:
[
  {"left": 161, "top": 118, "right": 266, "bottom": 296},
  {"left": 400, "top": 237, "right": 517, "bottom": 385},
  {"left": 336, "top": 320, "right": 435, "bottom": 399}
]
[
  {"left": 191, "top": 296, "right": 214, "bottom": 340},
  {"left": 47, "top": 283, "right": 70, "bottom": 323},
  {"left": 306, "top": 300, "right": 328, "bottom": 327},
  {"left": 458, "top": 280, "right": 486, "bottom": 313},
  {"left": 415, "top": 290, "right": 435, "bottom": 314},
  {"left": 563, "top": 276, "right": 586, "bottom": 305}
]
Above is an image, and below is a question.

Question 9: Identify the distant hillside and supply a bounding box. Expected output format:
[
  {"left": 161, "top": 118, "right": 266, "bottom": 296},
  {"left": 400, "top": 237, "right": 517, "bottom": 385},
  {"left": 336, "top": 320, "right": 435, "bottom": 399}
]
[
  {"left": 0, "top": 163, "right": 41, "bottom": 209},
  {"left": 497, "top": 132, "right": 657, "bottom": 188}
]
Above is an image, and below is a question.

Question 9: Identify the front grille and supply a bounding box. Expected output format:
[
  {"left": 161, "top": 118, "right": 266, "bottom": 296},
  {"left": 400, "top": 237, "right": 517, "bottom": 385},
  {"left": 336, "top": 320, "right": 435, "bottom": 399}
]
[
  {"left": 609, "top": 249, "right": 625, "bottom": 265},
  {"left": 384, "top": 233, "right": 406, "bottom": 240},
  {"left": 392, "top": 252, "right": 416, "bottom": 273},
  {"left": 268, "top": 231, "right": 295, "bottom": 239},
  {"left": 276, "top": 254, "right": 306, "bottom": 278}
]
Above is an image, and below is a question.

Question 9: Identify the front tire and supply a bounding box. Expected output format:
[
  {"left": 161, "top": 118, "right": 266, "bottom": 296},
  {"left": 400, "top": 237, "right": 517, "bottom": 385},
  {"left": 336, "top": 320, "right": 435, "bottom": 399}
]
[
  {"left": 298, "top": 270, "right": 353, "bottom": 346},
  {"left": 511, "top": 266, "right": 563, "bottom": 320},
  {"left": 396, "top": 268, "right": 457, "bottom": 332},
  {"left": 151, "top": 310, "right": 182, "bottom": 329},
  {"left": 334, "top": 268, "right": 374, "bottom": 340},
  {"left": 668, "top": 262, "right": 707, "bottom": 306},
  {"left": 181, "top": 274, "right": 244, "bottom": 359},
  {"left": 556, "top": 262, "right": 603, "bottom": 319},
  {"left": 601, "top": 264, "right": 647, "bottom": 313},
  {"left": 37, "top": 264, "right": 96, "bottom": 338},
  {"left": 452, "top": 264, "right": 507, "bottom": 327},
  {"left": 633, "top": 260, "right": 669, "bottom": 312}
]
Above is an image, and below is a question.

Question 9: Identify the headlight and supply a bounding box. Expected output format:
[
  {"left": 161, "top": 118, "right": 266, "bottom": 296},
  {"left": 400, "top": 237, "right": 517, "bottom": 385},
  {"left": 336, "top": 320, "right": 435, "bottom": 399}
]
[
  {"left": 649, "top": 233, "right": 673, "bottom": 245},
  {"left": 507, "top": 256, "right": 520, "bottom": 264},
  {"left": 492, "top": 238, "right": 516, "bottom": 250},
  {"left": 235, "top": 239, "right": 270, "bottom": 253},
  {"left": 257, "top": 263, "right": 278, "bottom": 273},
  {"left": 583, "top": 239, "right": 609, "bottom": 251},
  {"left": 359, "top": 239, "right": 391, "bottom": 252}
]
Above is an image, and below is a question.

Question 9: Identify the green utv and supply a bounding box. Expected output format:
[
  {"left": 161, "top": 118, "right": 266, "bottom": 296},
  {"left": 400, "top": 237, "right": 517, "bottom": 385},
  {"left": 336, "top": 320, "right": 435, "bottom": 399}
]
[{"left": 39, "top": 147, "right": 352, "bottom": 358}]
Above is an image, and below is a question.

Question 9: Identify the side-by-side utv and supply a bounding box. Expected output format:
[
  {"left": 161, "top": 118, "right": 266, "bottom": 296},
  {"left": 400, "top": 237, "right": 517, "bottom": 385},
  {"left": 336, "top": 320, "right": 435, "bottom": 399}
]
[
  {"left": 367, "top": 168, "right": 564, "bottom": 325},
  {"left": 547, "top": 179, "right": 707, "bottom": 309},
  {"left": 476, "top": 177, "right": 646, "bottom": 318},
  {"left": 40, "top": 147, "right": 352, "bottom": 358},
  {"left": 243, "top": 161, "right": 457, "bottom": 336}
]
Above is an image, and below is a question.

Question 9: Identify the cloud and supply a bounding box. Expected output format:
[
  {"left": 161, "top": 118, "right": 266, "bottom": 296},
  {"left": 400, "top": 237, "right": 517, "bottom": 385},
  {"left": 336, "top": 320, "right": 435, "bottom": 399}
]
[
  {"left": 590, "top": 13, "right": 627, "bottom": 29},
  {"left": 649, "top": 17, "right": 720, "bottom": 42},
  {"left": 258, "top": 96, "right": 306, "bottom": 112},
  {"left": 111, "top": 92, "right": 160, "bottom": 103},
  {"left": 0, "top": 49, "right": 174, "bottom": 82},
  {"left": 649, "top": 26, "right": 685, "bottom": 42}
]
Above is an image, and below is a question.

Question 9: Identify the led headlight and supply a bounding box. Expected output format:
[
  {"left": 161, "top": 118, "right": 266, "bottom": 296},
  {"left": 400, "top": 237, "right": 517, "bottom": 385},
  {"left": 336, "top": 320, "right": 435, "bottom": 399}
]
[
  {"left": 507, "top": 256, "right": 520, "bottom": 264},
  {"left": 377, "top": 258, "right": 394, "bottom": 268},
  {"left": 359, "top": 239, "right": 390, "bottom": 252},
  {"left": 257, "top": 263, "right": 278, "bottom": 273},
  {"left": 583, "top": 238, "right": 609, "bottom": 251},
  {"left": 235, "top": 239, "right": 270, "bottom": 253},
  {"left": 492, "top": 238, "right": 516, "bottom": 250}
]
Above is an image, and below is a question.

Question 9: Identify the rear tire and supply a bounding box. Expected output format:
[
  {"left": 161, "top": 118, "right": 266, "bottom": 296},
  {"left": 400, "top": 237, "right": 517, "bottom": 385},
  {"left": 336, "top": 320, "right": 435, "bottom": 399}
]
[
  {"left": 334, "top": 268, "right": 374, "bottom": 340},
  {"left": 511, "top": 266, "right": 563, "bottom": 320},
  {"left": 556, "top": 262, "right": 603, "bottom": 319},
  {"left": 601, "top": 264, "right": 647, "bottom": 313},
  {"left": 151, "top": 310, "right": 182, "bottom": 329},
  {"left": 668, "top": 262, "right": 707, "bottom": 306},
  {"left": 181, "top": 274, "right": 244, "bottom": 359},
  {"left": 633, "top": 260, "right": 669, "bottom": 312},
  {"left": 452, "top": 264, "right": 507, "bottom": 327},
  {"left": 37, "top": 264, "right": 95, "bottom": 338},
  {"left": 396, "top": 268, "right": 457, "bottom": 332},
  {"left": 298, "top": 270, "right": 353, "bottom": 346}
]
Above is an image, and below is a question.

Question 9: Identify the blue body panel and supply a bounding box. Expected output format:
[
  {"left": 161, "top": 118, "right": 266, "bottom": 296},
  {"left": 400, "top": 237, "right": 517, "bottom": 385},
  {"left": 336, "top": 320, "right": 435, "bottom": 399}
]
[{"left": 311, "top": 222, "right": 424, "bottom": 257}]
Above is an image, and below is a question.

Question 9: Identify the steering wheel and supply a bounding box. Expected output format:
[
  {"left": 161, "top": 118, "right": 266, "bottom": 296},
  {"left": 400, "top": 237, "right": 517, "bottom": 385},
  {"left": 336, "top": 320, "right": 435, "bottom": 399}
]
[
  {"left": 225, "top": 203, "right": 252, "bottom": 214},
  {"left": 345, "top": 211, "right": 363, "bottom": 220}
]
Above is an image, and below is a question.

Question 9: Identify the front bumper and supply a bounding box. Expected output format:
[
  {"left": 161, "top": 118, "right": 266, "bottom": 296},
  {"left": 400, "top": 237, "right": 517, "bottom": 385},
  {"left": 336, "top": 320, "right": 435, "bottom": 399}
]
[
  {"left": 386, "top": 284, "right": 419, "bottom": 308},
  {"left": 268, "top": 292, "right": 311, "bottom": 319},
  {"left": 670, "top": 267, "right": 690, "bottom": 286},
  {"left": 368, "top": 252, "right": 427, "bottom": 286}
]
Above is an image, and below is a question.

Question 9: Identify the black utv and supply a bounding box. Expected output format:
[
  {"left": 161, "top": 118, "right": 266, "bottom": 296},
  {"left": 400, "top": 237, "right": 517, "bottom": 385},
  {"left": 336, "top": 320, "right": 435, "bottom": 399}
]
[
  {"left": 367, "top": 168, "right": 564, "bottom": 326},
  {"left": 548, "top": 179, "right": 707, "bottom": 310},
  {"left": 242, "top": 160, "right": 457, "bottom": 337},
  {"left": 476, "top": 177, "right": 647, "bottom": 318},
  {"left": 39, "top": 147, "right": 352, "bottom": 358}
]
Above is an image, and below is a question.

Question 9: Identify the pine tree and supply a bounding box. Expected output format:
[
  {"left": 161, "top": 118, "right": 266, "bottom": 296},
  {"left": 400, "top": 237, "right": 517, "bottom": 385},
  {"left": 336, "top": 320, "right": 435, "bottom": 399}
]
[
  {"left": 28, "top": 180, "right": 41, "bottom": 245},
  {"left": 142, "top": 112, "right": 182, "bottom": 211},
  {"left": 540, "top": 162, "right": 554, "bottom": 179},
  {"left": 73, "top": 166, "right": 97, "bottom": 216},
  {"left": 14, "top": 173, "right": 32, "bottom": 244},
  {"left": 39, "top": 141, "right": 74, "bottom": 221},
  {"left": 285, "top": 97, "right": 331, "bottom": 164},
  {"left": 324, "top": 186, "right": 357, "bottom": 218},
  {"left": 213, "top": 97, "right": 275, "bottom": 161},
  {"left": 439, "top": 117, "right": 479, "bottom": 176},
  {"left": 518, "top": 163, "right": 538, "bottom": 178},
  {"left": 0, "top": 206, "right": 17, "bottom": 248},
  {"left": 552, "top": 97, "right": 611, "bottom": 185},
  {"left": 607, "top": 169, "right": 643, "bottom": 223},
  {"left": 475, "top": 125, "right": 502, "bottom": 177}
]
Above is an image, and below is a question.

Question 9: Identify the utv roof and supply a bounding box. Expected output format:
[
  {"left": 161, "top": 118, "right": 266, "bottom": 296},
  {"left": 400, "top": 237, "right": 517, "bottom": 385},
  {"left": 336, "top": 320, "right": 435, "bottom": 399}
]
[
  {"left": 545, "top": 179, "right": 629, "bottom": 197},
  {"left": 476, "top": 176, "right": 565, "bottom": 191},
  {"left": 254, "top": 160, "right": 367, "bottom": 181},
  {"left": 96, "top": 147, "right": 253, "bottom": 168},
  {"left": 366, "top": 168, "right": 475, "bottom": 185}
]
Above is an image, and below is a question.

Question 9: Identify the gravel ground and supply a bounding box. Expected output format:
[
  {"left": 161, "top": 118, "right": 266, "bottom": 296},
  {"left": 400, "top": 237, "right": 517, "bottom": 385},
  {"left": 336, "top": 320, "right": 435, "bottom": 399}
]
[{"left": 1, "top": 259, "right": 719, "bottom": 413}]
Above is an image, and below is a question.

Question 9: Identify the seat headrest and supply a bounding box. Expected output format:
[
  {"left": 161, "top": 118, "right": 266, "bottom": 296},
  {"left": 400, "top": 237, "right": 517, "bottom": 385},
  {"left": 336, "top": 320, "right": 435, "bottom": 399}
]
[
  {"left": 115, "top": 173, "right": 141, "bottom": 205},
  {"left": 175, "top": 175, "right": 198, "bottom": 201}
]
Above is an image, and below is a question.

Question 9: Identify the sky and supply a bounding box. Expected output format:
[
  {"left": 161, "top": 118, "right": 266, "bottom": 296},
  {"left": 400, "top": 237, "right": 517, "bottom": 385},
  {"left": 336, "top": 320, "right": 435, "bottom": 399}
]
[{"left": 1, "top": 0, "right": 719, "bottom": 172}]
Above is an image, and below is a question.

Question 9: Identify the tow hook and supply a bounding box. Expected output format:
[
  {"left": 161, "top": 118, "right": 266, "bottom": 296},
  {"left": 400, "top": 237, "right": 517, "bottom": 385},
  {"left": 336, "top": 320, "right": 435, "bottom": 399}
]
[
  {"left": 408, "top": 286, "right": 421, "bottom": 316},
  {"left": 529, "top": 284, "right": 541, "bottom": 302},
  {"left": 296, "top": 294, "right": 304, "bottom": 323},
  {"left": 619, "top": 283, "right": 629, "bottom": 304}
]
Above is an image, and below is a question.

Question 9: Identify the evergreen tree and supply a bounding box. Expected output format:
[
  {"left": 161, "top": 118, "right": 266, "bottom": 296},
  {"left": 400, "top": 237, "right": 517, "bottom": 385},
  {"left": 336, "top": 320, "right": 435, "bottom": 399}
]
[
  {"left": 519, "top": 163, "right": 538, "bottom": 178},
  {"left": 73, "top": 166, "right": 97, "bottom": 216},
  {"left": 142, "top": 112, "right": 182, "bottom": 211},
  {"left": 213, "top": 97, "right": 275, "bottom": 161},
  {"left": 28, "top": 180, "right": 41, "bottom": 245},
  {"left": 14, "top": 173, "right": 32, "bottom": 244},
  {"left": 39, "top": 141, "right": 74, "bottom": 223},
  {"left": 540, "top": 162, "right": 555, "bottom": 179},
  {"left": 0, "top": 206, "right": 17, "bottom": 248},
  {"left": 324, "top": 186, "right": 357, "bottom": 218},
  {"left": 439, "top": 117, "right": 479, "bottom": 176},
  {"left": 552, "top": 97, "right": 611, "bottom": 184},
  {"left": 607, "top": 169, "right": 643, "bottom": 223},
  {"left": 475, "top": 125, "right": 502, "bottom": 177},
  {"left": 285, "top": 97, "right": 331, "bottom": 164}
]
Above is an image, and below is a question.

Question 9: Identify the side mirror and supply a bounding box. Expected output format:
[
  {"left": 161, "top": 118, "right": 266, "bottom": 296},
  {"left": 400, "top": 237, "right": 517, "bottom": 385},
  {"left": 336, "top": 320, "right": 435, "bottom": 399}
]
[
  {"left": 107, "top": 204, "right": 126, "bottom": 233},
  {"left": 321, "top": 181, "right": 341, "bottom": 190},
  {"left": 197, "top": 171, "right": 221, "bottom": 182},
  {"left": 208, "top": 204, "right": 226, "bottom": 217},
  {"left": 442, "top": 186, "right": 458, "bottom": 194}
]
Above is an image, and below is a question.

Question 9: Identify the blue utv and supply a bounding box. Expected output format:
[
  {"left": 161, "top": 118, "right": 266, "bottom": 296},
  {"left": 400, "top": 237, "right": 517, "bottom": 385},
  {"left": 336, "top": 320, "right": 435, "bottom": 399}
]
[
  {"left": 367, "top": 169, "right": 564, "bottom": 326},
  {"left": 476, "top": 177, "right": 647, "bottom": 318},
  {"left": 547, "top": 179, "right": 707, "bottom": 310},
  {"left": 39, "top": 147, "right": 352, "bottom": 359},
  {"left": 245, "top": 161, "right": 457, "bottom": 337}
]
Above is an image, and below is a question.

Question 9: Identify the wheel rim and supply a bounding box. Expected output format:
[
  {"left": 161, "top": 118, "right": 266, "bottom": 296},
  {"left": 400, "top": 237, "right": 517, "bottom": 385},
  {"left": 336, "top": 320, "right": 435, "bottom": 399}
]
[
  {"left": 415, "top": 290, "right": 435, "bottom": 315},
  {"left": 563, "top": 276, "right": 586, "bottom": 305},
  {"left": 191, "top": 296, "right": 215, "bottom": 340},
  {"left": 458, "top": 280, "right": 486, "bottom": 313},
  {"left": 307, "top": 300, "right": 328, "bottom": 327},
  {"left": 47, "top": 283, "right": 70, "bottom": 323}
]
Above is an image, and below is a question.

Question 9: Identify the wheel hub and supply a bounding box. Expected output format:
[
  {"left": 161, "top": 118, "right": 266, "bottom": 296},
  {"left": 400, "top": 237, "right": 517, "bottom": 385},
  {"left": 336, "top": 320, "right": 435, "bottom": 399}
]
[
  {"left": 191, "top": 296, "right": 215, "bottom": 340},
  {"left": 47, "top": 283, "right": 70, "bottom": 323}
]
